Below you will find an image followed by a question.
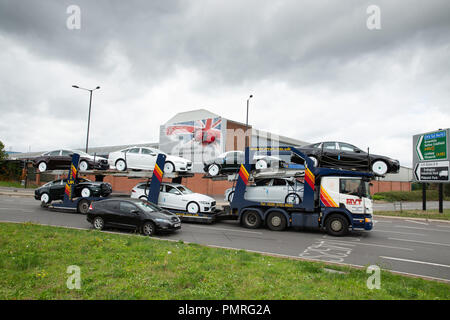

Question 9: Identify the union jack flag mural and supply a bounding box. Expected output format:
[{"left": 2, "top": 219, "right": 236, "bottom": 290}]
[{"left": 165, "top": 117, "right": 222, "bottom": 145}]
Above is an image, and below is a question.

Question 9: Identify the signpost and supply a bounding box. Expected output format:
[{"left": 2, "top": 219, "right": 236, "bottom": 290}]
[{"left": 413, "top": 129, "right": 450, "bottom": 213}]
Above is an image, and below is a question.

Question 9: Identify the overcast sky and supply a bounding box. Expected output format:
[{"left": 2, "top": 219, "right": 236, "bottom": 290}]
[{"left": 0, "top": 0, "right": 449, "bottom": 167}]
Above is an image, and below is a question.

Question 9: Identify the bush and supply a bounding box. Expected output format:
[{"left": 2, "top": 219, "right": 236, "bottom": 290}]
[{"left": 373, "top": 190, "right": 450, "bottom": 202}]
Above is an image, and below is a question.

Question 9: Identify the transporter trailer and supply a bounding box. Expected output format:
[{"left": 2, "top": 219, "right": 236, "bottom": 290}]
[
  {"left": 144, "top": 146, "right": 374, "bottom": 236},
  {"left": 40, "top": 153, "right": 108, "bottom": 214}
]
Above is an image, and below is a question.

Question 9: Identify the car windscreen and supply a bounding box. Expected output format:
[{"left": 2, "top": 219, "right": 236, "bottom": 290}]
[
  {"left": 177, "top": 186, "right": 193, "bottom": 194},
  {"left": 136, "top": 201, "right": 161, "bottom": 212}
]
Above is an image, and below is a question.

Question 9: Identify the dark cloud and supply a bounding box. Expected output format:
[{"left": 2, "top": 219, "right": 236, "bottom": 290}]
[
  {"left": 0, "top": 0, "right": 449, "bottom": 166},
  {"left": 1, "top": 0, "right": 449, "bottom": 87}
]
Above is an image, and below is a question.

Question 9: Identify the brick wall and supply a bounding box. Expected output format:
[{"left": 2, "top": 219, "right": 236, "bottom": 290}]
[
  {"left": 370, "top": 180, "right": 411, "bottom": 194},
  {"left": 33, "top": 173, "right": 411, "bottom": 196}
]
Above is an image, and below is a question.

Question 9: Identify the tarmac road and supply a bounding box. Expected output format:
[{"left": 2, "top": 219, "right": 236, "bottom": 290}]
[{"left": 1, "top": 194, "right": 449, "bottom": 282}]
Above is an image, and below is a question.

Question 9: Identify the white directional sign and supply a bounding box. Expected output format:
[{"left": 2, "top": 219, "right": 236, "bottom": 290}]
[{"left": 414, "top": 161, "right": 449, "bottom": 182}]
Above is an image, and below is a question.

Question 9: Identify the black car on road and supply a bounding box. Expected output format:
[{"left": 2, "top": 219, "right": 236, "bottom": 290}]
[
  {"left": 34, "top": 178, "right": 112, "bottom": 204},
  {"left": 86, "top": 198, "right": 181, "bottom": 236},
  {"left": 32, "top": 149, "right": 109, "bottom": 172},
  {"left": 203, "top": 150, "right": 285, "bottom": 176},
  {"left": 296, "top": 141, "right": 400, "bottom": 175}
]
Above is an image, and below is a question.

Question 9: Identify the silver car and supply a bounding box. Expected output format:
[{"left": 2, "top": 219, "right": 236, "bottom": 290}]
[{"left": 225, "top": 178, "right": 304, "bottom": 204}]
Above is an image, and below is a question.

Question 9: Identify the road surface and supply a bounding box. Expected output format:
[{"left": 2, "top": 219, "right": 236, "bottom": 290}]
[{"left": 0, "top": 194, "right": 449, "bottom": 282}]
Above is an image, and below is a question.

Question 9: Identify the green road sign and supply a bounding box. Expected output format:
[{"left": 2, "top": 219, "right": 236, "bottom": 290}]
[{"left": 416, "top": 130, "right": 447, "bottom": 161}]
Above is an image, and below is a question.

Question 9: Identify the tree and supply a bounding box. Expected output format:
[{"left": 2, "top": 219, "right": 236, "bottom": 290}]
[{"left": 0, "top": 140, "right": 7, "bottom": 161}]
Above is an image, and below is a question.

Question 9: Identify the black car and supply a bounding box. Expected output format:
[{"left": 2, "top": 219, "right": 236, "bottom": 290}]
[
  {"left": 32, "top": 149, "right": 109, "bottom": 172},
  {"left": 296, "top": 141, "right": 400, "bottom": 175},
  {"left": 203, "top": 150, "right": 285, "bottom": 176},
  {"left": 86, "top": 198, "right": 181, "bottom": 236},
  {"left": 34, "top": 178, "right": 112, "bottom": 204}
]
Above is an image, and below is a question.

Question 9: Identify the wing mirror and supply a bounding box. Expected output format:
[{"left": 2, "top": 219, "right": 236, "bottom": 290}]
[{"left": 131, "top": 210, "right": 140, "bottom": 215}]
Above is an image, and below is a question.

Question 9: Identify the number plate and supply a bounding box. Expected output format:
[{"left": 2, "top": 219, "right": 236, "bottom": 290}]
[{"left": 174, "top": 223, "right": 181, "bottom": 228}]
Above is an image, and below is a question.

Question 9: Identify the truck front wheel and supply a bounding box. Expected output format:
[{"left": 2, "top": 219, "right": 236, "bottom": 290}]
[
  {"left": 325, "top": 214, "right": 349, "bottom": 236},
  {"left": 241, "top": 210, "right": 262, "bottom": 229}
]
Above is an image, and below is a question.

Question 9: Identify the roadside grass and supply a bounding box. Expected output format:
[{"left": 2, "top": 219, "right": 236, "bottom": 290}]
[
  {"left": 373, "top": 190, "right": 450, "bottom": 202},
  {"left": 374, "top": 209, "right": 450, "bottom": 221},
  {"left": 1, "top": 222, "right": 449, "bottom": 300},
  {"left": 0, "top": 180, "right": 37, "bottom": 189}
]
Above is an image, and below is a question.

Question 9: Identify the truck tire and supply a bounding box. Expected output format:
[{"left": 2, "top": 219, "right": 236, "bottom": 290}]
[
  {"left": 325, "top": 214, "right": 349, "bottom": 236},
  {"left": 77, "top": 199, "right": 90, "bottom": 214},
  {"left": 241, "top": 210, "right": 262, "bottom": 229},
  {"left": 266, "top": 211, "right": 287, "bottom": 231}
]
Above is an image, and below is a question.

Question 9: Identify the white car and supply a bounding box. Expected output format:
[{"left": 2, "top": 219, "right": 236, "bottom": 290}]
[
  {"left": 131, "top": 182, "right": 216, "bottom": 214},
  {"left": 108, "top": 146, "right": 192, "bottom": 173},
  {"left": 225, "top": 177, "right": 304, "bottom": 204}
]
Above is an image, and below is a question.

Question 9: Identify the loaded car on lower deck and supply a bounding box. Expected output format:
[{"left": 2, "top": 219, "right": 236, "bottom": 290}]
[
  {"left": 131, "top": 182, "right": 216, "bottom": 214},
  {"left": 34, "top": 178, "right": 112, "bottom": 204}
]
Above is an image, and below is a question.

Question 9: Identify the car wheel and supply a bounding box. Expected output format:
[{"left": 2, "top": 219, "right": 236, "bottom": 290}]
[
  {"left": 372, "top": 160, "right": 388, "bottom": 175},
  {"left": 208, "top": 164, "right": 220, "bottom": 176},
  {"left": 81, "top": 187, "right": 91, "bottom": 198},
  {"left": 325, "top": 214, "right": 349, "bottom": 236},
  {"left": 79, "top": 160, "right": 89, "bottom": 171},
  {"left": 93, "top": 217, "right": 104, "bottom": 230},
  {"left": 142, "top": 221, "right": 156, "bottom": 236},
  {"left": 38, "top": 161, "right": 47, "bottom": 172},
  {"left": 163, "top": 162, "right": 175, "bottom": 174},
  {"left": 77, "top": 199, "right": 90, "bottom": 214},
  {"left": 266, "top": 211, "right": 287, "bottom": 231},
  {"left": 241, "top": 210, "right": 262, "bottom": 229},
  {"left": 255, "top": 159, "right": 268, "bottom": 170},
  {"left": 285, "top": 193, "right": 301, "bottom": 204},
  {"left": 40, "top": 192, "right": 51, "bottom": 204},
  {"left": 186, "top": 202, "right": 200, "bottom": 214},
  {"left": 227, "top": 191, "right": 235, "bottom": 202},
  {"left": 139, "top": 195, "right": 148, "bottom": 201},
  {"left": 115, "top": 159, "right": 127, "bottom": 171},
  {"left": 308, "top": 156, "right": 318, "bottom": 167}
]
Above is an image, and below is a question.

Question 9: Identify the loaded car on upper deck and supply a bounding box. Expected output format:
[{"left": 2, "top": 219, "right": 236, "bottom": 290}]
[{"left": 296, "top": 141, "right": 400, "bottom": 175}]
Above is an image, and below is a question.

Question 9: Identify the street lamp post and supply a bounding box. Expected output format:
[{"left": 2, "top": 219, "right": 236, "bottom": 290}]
[
  {"left": 245, "top": 94, "right": 253, "bottom": 163},
  {"left": 72, "top": 85, "right": 100, "bottom": 153}
]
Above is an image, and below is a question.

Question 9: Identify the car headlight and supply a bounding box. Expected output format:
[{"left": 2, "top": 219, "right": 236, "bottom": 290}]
[
  {"left": 199, "top": 201, "right": 210, "bottom": 205},
  {"left": 155, "top": 218, "right": 170, "bottom": 223}
]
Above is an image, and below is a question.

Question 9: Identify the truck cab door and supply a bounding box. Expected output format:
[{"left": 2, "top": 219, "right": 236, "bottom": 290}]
[{"left": 339, "top": 178, "right": 364, "bottom": 214}]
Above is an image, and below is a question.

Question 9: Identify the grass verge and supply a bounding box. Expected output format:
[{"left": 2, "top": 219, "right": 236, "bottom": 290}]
[
  {"left": 373, "top": 190, "right": 450, "bottom": 202},
  {"left": 0, "top": 180, "right": 37, "bottom": 188},
  {"left": 0, "top": 222, "right": 449, "bottom": 300},
  {"left": 374, "top": 209, "right": 450, "bottom": 220}
]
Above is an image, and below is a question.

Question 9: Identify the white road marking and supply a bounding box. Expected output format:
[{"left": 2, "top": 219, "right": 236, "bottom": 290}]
[
  {"left": 380, "top": 256, "right": 450, "bottom": 268},
  {"left": 405, "top": 220, "right": 429, "bottom": 225},
  {"left": 319, "top": 239, "right": 414, "bottom": 251},
  {"left": 396, "top": 225, "right": 450, "bottom": 233},
  {"left": 388, "top": 237, "right": 450, "bottom": 247},
  {"left": 186, "top": 225, "right": 263, "bottom": 235},
  {"left": 375, "top": 230, "right": 425, "bottom": 236}
]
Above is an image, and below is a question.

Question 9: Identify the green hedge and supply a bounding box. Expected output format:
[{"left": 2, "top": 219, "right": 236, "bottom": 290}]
[{"left": 373, "top": 190, "right": 450, "bottom": 202}]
